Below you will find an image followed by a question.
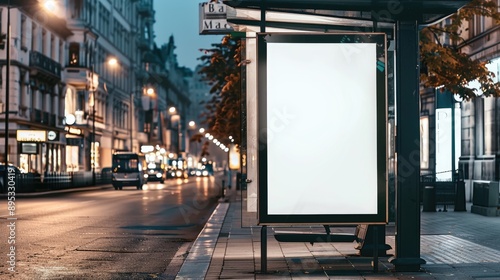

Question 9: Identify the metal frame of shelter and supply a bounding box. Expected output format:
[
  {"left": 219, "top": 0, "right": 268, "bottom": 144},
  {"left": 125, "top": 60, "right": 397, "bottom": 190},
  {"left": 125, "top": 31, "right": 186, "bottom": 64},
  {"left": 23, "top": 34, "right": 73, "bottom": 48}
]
[{"left": 223, "top": 0, "right": 471, "bottom": 273}]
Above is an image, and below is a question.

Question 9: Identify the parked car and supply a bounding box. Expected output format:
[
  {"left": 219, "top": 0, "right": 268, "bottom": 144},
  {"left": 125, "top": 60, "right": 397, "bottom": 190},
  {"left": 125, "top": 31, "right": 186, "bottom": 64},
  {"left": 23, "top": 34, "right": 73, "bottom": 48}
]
[{"left": 0, "top": 164, "right": 21, "bottom": 193}]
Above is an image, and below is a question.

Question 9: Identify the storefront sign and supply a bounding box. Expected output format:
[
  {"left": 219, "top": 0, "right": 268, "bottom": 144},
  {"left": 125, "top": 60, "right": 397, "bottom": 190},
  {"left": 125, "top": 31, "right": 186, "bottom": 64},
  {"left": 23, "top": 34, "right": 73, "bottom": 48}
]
[
  {"left": 199, "top": 2, "right": 233, "bottom": 34},
  {"left": 20, "top": 143, "right": 38, "bottom": 154},
  {"left": 65, "top": 126, "right": 83, "bottom": 136},
  {"left": 47, "top": 130, "right": 59, "bottom": 141},
  {"left": 65, "top": 113, "right": 76, "bottom": 125},
  {"left": 16, "top": 130, "right": 46, "bottom": 142},
  {"left": 141, "top": 145, "right": 155, "bottom": 153}
]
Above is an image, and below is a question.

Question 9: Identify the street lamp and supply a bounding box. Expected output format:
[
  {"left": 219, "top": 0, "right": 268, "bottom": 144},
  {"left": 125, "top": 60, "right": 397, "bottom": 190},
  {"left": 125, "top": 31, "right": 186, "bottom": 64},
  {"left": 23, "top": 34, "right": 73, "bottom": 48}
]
[
  {"left": 3, "top": 2, "right": 12, "bottom": 169},
  {"left": 91, "top": 72, "right": 96, "bottom": 185},
  {"left": 145, "top": 87, "right": 156, "bottom": 142},
  {"left": 169, "top": 107, "right": 181, "bottom": 158}
]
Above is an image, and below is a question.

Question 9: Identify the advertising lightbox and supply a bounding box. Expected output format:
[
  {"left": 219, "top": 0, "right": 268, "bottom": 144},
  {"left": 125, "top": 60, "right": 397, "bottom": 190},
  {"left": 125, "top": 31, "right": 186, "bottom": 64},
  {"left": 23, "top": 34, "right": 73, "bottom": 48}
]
[{"left": 257, "top": 33, "right": 387, "bottom": 224}]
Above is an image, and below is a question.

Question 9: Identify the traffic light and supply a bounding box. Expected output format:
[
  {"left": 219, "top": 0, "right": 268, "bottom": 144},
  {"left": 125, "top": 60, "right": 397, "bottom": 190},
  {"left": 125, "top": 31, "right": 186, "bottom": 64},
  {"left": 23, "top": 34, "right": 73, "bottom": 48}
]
[{"left": 0, "top": 33, "right": 6, "bottom": 50}]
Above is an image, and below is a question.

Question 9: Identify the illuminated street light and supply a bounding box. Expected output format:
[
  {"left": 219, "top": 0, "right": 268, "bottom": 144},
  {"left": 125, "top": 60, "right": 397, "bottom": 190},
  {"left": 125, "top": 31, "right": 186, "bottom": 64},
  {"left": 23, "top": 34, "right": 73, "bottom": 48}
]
[
  {"left": 169, "top": 107, "right": 181, "bottom": 158},
  {"left": 43, "top": 0, "right": 57, "bottom": 11},
  {"left": 144, "top": 87, "right": 156, "bottom": 142},
  {"left": 108, "top": 57, "right": 118, "bottom": 67}
]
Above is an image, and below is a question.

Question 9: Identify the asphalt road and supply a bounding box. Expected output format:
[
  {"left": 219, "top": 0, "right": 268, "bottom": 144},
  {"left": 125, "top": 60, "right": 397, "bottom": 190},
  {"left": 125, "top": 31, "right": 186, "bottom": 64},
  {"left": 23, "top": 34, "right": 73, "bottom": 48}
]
[{"left": 0, "top": 175, "right": 223, "bottom": 279}]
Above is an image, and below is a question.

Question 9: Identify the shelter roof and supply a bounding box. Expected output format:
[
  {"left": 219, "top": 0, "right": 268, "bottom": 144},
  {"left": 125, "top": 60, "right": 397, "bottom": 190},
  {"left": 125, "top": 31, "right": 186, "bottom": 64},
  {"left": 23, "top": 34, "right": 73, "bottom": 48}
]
[{"left": 222, "top": 0, "right": 471, "bottom": 24}]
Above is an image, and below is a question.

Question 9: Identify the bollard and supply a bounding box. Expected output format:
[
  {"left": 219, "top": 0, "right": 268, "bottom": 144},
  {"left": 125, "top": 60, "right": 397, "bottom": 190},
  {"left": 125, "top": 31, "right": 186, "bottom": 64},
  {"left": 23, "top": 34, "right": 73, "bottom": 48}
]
[
  {"left": 454, "top": 181, "right": 466, "bottom": 211},
  {"left": 422, "top": 186, "right": 436, "bottom": 212},
  {"left": 221, "top": 179, "right": 225, "bottom": 199}
]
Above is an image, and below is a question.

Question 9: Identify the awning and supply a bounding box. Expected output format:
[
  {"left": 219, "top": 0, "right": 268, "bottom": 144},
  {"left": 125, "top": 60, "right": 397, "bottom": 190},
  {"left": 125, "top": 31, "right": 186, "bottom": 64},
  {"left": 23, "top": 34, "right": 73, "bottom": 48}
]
[{"left": 223, "top": 0, "right": 472, "bottom": 25}]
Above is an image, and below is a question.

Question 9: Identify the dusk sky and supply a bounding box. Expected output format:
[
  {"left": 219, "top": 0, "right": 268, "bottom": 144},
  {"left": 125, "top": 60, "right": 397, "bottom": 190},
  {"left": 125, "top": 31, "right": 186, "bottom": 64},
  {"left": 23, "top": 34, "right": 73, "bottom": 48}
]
[{"left": 153, "top": 0, "right": 224, "bottom": 70}]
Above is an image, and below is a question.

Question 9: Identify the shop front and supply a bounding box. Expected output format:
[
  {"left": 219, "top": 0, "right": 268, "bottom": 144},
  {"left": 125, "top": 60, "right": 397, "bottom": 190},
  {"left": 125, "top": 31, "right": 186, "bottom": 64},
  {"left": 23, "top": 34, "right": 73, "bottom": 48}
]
[{"left": 17, "top": 130, "right": 65, "bottom": 174}]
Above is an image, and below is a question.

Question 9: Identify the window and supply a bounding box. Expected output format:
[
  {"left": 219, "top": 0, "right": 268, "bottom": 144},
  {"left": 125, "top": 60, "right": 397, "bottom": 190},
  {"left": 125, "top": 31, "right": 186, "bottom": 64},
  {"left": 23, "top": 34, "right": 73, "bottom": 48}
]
[
  {"left": 20, "top": 15, "right": 27, "bottom": 50},
  {"left": 31, "top": 23, "right": 37, "bottom": 51},
  {"left": 71, "top": 0, "right": 83, "bottom": 19},
  {"left": 50, "top": 34, "right": 56, "bottom": 60},
  {"left": 483, "top": 97, "right": 494, "bottom": 155},
  {"left": 76, "top": 90, "right": 85, "bottom": 111},
  {"left": 41, "top": 28, "right": 47, "bottom": 55},
  {"left": 59, "top": 40, "right": 64, "bottom": 65},
  {"left": 69, "top": 43, "right": 80, "bottom": 66}
]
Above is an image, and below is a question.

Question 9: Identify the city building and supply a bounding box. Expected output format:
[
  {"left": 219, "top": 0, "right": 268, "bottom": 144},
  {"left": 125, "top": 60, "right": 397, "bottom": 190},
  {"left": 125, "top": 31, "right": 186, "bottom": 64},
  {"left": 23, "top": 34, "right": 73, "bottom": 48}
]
[
  {"left": 0, "top": 2, "right": 72, "bottom": 174},
  {"left": 457, "top": 9, "right": 500, "bottom": 198},
  {"left": 420, "top": 5, "right": 500, "bottom": 201},
  {"left": 63, "top": 0, "right": 146, "bottom": 172},
  {"left": 1, "top": 0, "right": 194, "bottom": 177}
]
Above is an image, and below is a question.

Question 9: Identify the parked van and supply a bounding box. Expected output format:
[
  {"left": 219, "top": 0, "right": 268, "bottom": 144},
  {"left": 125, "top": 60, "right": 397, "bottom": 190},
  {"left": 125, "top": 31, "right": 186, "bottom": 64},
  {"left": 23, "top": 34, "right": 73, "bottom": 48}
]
[{"left": 111, "top": 152, "right": 144, "bottom": 190}]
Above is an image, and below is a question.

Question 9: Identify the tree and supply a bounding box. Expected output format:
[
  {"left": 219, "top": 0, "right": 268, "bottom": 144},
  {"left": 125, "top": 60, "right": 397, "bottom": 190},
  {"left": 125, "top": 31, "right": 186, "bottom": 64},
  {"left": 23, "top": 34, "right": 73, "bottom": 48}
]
[
  {"left": 194, "top": 1, "right": 500, "bottom": 148},
  {"left": 195, "top": 35, "right": 242, "bottom": 154},
  {"left": 420, "top": 0, "right": 500, "bottom": 100}
]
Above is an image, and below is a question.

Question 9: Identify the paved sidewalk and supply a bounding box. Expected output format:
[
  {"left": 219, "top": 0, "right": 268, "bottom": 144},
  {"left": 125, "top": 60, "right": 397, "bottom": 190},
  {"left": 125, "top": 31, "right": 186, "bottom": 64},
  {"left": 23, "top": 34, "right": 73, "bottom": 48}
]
[{"left": 176, "top": 191, "right": 500, "bottom": 279}]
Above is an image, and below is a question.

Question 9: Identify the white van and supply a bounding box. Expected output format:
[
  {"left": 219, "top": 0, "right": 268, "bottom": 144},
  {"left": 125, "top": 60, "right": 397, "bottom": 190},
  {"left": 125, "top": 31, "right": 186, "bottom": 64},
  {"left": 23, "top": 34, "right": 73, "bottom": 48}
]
[{"left": 111, "top": 152, "right": 144, "bottom": 190}]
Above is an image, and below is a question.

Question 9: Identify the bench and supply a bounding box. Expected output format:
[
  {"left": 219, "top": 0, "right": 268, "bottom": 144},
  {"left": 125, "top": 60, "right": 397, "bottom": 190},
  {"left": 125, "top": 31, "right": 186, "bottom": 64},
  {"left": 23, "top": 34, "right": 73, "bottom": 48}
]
[{"left": 274, "top": 225, "right": 357, "bottom": 245}]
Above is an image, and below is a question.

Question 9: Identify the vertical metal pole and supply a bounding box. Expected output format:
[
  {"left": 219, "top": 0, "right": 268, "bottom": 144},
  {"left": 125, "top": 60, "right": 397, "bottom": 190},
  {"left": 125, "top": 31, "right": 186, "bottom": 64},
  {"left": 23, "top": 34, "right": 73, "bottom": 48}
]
[
  {"left": 389, "top": 20, "right": 425, "bottom": 271},
  {"left": 451, "top": 92, "right": 456, "bottom": 180},
  {"left": 372, "top": 226, "right": 379, "bottom": 272},
  {"left": 260, "top": 0, "right": 267, "bottom": 273},
  {"left": 129, "top": 65, "right": 134, "bottom": 152},
  {"left": 90, "top": 39, "right": 97, "bottom": 186},
  {"left": 130, "top": 92, "right": 133, "bottom": 152},
  {"left": 92, "top": 69, "right": 96, "bottom": 186},
  {"left": 221, "top": 179, "right": 225, "bottom": 199},
  {"left": 178, "top": 119, "right": 181, "bottom": 157},
  {"left": 4, "top": 4, "right": 10, "bottom": 169},
  {"left": 149, "top": 98, "right": 152, "bottom": 143},
  {"left": 261, "top": 225, "right": 267, "bottom": 273}
]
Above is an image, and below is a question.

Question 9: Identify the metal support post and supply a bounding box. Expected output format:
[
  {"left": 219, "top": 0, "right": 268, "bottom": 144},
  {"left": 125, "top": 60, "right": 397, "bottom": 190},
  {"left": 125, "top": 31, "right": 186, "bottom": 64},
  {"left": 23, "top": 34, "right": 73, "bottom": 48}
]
[
  {"left": 261, "top": 225, "right": 267, "bottom": 273},
  {"left": 3, "top": 4, "right": 11, "bottom": 171},
  {"left": 92, "top": 97, "right": 96, "bottom": 185},
  {"left": 388, "top": 20, "right": 426, "bottom": 271}
]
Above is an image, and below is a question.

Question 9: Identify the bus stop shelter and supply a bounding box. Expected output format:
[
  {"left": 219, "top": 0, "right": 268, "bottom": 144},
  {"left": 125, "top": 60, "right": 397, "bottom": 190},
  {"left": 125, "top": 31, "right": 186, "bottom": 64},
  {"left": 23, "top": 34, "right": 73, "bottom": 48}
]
[{"left": 223, "top": 0, "right": 471, "bottom": 272}]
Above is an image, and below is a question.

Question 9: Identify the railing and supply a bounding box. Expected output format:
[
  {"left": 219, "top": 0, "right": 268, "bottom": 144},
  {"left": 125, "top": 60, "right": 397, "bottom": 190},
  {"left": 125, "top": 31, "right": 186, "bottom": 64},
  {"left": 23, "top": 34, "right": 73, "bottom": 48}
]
[
  {"left": 8, "top": 171, "right": 112, "bottom": 193},
  {"left": 420, "top": 170, "right": 465, "bottom": 211},
  {"left": 29, "top": 51, "right": 62, "bottom": 78}
]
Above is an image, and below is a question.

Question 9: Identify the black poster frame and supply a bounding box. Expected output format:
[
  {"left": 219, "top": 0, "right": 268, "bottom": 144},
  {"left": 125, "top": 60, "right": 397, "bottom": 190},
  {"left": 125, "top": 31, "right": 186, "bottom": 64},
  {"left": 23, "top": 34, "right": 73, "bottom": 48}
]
[{"left": 257, "top": 33, "right": 387, "bottom": 225}]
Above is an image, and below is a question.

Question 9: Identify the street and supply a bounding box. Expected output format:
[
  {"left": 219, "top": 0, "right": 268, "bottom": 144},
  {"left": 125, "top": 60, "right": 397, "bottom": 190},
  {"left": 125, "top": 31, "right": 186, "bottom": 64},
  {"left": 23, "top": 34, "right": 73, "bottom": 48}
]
[{"left": 0, "top": 174, "right": 223, "bottom": 279}]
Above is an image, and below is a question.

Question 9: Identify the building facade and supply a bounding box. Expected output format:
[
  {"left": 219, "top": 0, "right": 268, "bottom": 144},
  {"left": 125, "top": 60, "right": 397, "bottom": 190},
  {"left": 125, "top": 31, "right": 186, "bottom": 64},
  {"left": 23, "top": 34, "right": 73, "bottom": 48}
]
[
  {"left": 1, "top": 0, "right": 194, "bottom": 176},
  {"left": 0, "top": 3, "right": 72, "bottom": 174},
  {"left": 456, "top": 8, "right": 500, "bottom": 199},
  {"left": 420, "top": 4, "right": 500, "bottom": 202}
]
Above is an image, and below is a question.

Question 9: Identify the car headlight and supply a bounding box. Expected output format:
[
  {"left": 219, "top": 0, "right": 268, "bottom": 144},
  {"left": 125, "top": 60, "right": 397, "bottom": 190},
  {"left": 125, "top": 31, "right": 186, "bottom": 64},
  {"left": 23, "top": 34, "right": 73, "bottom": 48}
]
[
  {"left": 202, "top": 170, "right": 208, "bottom": 176},
  {"left": 156, "top": 173, "right": 162, "bottom": 178},
  {"left": 195, "top": 170, "right": 201, "bottom": 176},
  {"left": 176, "top": 170, "right": 182, "bottom": 177},
  {"left": 144, "top": 174, "right": 149, "bottom": 178}
]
